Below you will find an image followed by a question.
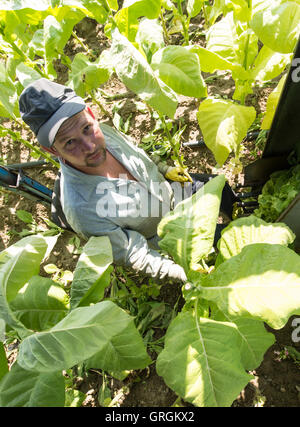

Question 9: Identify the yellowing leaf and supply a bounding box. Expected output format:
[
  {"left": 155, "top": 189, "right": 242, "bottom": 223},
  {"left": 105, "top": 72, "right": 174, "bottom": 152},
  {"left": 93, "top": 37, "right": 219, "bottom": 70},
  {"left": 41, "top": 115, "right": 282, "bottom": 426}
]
[
  {"left": 197, "top": 97, "right": 256, "bottom": 165},
  {"left": 261, "top": 75, "right": 286, "bottom": 130}
]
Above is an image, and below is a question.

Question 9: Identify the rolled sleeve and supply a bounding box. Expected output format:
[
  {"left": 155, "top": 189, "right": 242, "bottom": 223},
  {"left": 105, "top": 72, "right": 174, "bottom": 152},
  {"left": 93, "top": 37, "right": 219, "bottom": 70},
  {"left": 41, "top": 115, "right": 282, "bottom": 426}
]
[{"left": 71, "top": 216, "right": 187, "bottom": 282}]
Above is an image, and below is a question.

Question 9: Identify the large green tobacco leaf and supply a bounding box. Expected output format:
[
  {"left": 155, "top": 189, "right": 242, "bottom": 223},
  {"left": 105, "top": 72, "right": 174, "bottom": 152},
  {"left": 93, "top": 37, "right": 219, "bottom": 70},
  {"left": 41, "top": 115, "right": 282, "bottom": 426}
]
[
  {"left": 110, "top": 28, "right": 178, "bottom": 118},
  {"left": 250, "top": 45, "right": 292, "bottom": 84},
  {"left": 0, "top": 362, "right": 65, "bottom": 407},
  {"left": 44, "top": 13, "right": 82, "bottom": 55},
  {"left": 197, "top": 97, "right": 256, "bottom": 165},
  {"left": 136, "top": 18, "right": 165, "bottom": 62},
  {"left": 261, "top": 75, "right": 286, "bottom": 130},
  {"left": 250, "top": 1, "right": 300, "bottom": 54},
  {"left": 124, "top": 0, "right": 162, "bottom": 18},
  {"left": 0, "top": 235, "right": 57, "bottom": 338},
  {"left": 62, "top": 0, "right": 109, "bottom": 23},
  {"left": 43, "top": 13, "right": 84, "bottom": 78},
  {"left": 204, "top": 12, "right": 260, "bottom": 101},
  {"left": 17, "top": 301, "right": 150, "bottom": 372},
  {"left": 84, "top": 320, "right": 152, "bottom": 371},
  {"left": 16, "top": 63, "right": 43, "bottom": 88},
  {"left": 158, "top": 175, "right": 225, "bottom": 273},
  {"left": 206, "top": 12, "right": 240, "bottom": 63},
  {"left": 115, "top": 0, "right": 161, "bottom": 40},
  {"left": 187, "top": 0, "right": 205, "bottom": 18},
  {"left": 151, "top": 46, "right": 207, "bottom": 98},
  {"left": 70, "top": 236, "right": 113, "bottom": 309},
  {"left": 0, "top": 10, "right": 33, "bottom": 49},
  {"left": 210, "top": 306, "right": 275, "bottom": 370},
  {"left": 208, "top": 0, "right": 250, "bottom": 24},
  {"left": 156, "top": 311, "right": 252, "bottom": 407},
  {"left": 0, "top": 342, "right": 8, "bottom": 382},
  {"left": 10, "top": 276, "right": 69, "bottom": 331},
  {"left": 0, "top": 290, "right": 29, "bottom": 340},
  {"left": 0, "top": 234, "right": 57, "bottom": 303},
  {"left": 0, "top": 0, "right": 51, "bottom": 10},
  {"left": 206, "top": 12, "right": 257, "bottom": 67},
  {"left": 187, "top": 45, "right": 245, "bottom": 77},
  {"left": 199, "top": 244, "right": 300, "bottom": 329},
  {"left": 0, "top": 1, "right": 83, "bottom": 28},
  {"left": 0, "top": 0, "right": 110, "bottom": 24},
  {"left": 107, "top": 0, "right": 118, "bottom": 10},
  {"left": 216, "top": 215, "right": 295, "bottom": 265},
  {"left": 0, "top": 63, "right": 20, "bottom": 119},
  {"left": 120, "top": 0, "right": 161, "bottom": 18},
  {"left": 0, "top": 10, "right": 45, "bottom": 33},
  {"left": 232, "top": 317, "right": 275, "bottom": 370},
  {"left": 67, "top": 53, "right": 111, "bottom": 98}
]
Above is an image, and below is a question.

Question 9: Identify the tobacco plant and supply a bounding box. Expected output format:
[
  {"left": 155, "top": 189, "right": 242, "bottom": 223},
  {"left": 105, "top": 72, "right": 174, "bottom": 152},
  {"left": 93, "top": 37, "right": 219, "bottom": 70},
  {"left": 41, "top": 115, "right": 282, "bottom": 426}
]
[
  {"left": 1, "top": 0, "right": 300, "bottom": 407},
  {"left": 0, "top": 0, "right": 300, "bottom": 170},
  {"left": 1, "top": 176, "right": 300, "bottom": 406},
  {"left": 192, "top": 0, "right": 299, "bottom": 167},
  {"left": 0, "top": 234, "right": 150, "bottom": 406},
  {"left": 156, "top": 175, "right": 300, "bottom": 406}
]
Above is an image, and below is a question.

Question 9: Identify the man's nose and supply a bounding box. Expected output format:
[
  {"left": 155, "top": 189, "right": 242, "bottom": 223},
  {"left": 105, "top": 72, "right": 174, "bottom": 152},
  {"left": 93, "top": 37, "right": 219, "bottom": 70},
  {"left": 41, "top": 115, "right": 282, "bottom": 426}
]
[{"left": 80, "top": 136, "right": 95, "bottom": 152}]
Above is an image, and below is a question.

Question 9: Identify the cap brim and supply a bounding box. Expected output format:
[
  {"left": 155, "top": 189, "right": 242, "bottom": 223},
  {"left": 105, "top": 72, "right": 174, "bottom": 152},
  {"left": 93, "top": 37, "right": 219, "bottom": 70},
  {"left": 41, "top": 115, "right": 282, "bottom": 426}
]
[{"left": 37, "top": 96, "right": 86, "bottom": 147}]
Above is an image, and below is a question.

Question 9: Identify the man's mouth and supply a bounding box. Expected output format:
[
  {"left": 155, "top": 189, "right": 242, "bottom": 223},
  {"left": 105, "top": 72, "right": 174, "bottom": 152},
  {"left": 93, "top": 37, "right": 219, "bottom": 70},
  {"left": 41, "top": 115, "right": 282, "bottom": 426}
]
[{"left": 87, "top": 148, "right": 105, "bottom": 163}]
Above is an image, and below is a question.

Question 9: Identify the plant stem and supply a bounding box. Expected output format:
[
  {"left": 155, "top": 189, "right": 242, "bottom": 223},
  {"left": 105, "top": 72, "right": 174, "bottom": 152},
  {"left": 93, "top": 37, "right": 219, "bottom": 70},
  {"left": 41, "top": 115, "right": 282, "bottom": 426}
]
[
  {"left": 8, "top": 39, "right": 48, "bottom": 78},
  {"left": 160, "top": 115, "right": 172, "bottom": 141},
  {"left": 239, "top": 91, "right": 246, "bottom": 105},
  {"left": 160, "top": 10, "right": 171, "bottom": 45},
  {"left": 176, "top": 0, "right": 189, "bottom": 45},
  {"left": 202, "top": 2, "right": 209, "bottom": 29},
  {"left": 71, "top": 31, "right": 97, "bottom": 60},
  {"left": 160, "top": 115, "right": 184, "bottom": 169},
  {"left": 72, "top": 31, "right": 89, "bottom": 53},
  {"left": 102, "top": 0, "right": 112, "bottom": 13},
  {"left": 90, "top": 92, "right": 111, "bottom": 118},
  {"left": 99, "top": 89, "right": 135, "bottom": 101},
  {"left": 243, "top": 33, "right": 250, "bottom": 71},
  {"left": 1, "top": 124, "right": 60, "bottom": 168},
  {"left": 102, "top": 0, "right": 118, "bottom": 29}
]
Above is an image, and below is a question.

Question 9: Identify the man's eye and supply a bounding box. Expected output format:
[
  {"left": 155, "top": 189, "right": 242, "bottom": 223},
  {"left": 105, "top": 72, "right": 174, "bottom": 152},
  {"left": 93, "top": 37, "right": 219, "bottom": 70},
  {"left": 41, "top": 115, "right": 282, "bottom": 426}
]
[
  {"left": 84, "top": 125, "right": 91, "bottom": 132},
  {"left": 65, "top": 139, "right": 75, "bottom": 148}
]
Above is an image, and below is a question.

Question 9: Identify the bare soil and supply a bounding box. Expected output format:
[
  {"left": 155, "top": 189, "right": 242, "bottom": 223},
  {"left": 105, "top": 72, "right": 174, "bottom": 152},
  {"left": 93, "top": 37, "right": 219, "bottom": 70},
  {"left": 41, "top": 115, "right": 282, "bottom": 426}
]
[{"left": 0, "top": 17, "right": 299, "bottom": 407}]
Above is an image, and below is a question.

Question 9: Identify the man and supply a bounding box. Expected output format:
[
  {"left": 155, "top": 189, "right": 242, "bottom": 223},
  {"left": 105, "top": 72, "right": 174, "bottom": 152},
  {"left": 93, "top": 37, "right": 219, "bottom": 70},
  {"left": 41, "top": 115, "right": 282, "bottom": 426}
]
[{"left": 19, "top": 78, "right": 236, "bottom": 282}]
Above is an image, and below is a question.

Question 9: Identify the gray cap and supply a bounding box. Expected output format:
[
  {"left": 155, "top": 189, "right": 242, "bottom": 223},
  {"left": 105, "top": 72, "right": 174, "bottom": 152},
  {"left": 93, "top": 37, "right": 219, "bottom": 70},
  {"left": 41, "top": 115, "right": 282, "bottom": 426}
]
[{"left": 19, "top": 78, "right": 86, "bottom": 148}]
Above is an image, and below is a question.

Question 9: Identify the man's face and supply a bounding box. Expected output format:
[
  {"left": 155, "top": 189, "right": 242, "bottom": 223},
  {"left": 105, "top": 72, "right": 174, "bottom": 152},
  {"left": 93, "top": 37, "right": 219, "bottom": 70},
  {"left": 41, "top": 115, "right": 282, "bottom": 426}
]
[{"left": 52, "top": 109, "right": 106, "bottom": 172}]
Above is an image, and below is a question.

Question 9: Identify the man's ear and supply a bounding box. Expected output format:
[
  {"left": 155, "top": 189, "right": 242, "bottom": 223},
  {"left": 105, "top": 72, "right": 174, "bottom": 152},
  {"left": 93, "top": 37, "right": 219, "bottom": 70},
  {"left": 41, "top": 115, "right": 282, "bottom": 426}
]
[{"left": 42, "top": 145, "right": 59, "bottom": 156}]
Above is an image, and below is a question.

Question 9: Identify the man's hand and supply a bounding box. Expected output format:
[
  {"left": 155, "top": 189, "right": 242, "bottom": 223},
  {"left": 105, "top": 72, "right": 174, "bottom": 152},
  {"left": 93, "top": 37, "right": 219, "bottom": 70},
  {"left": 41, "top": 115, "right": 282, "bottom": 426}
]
[{"left": 165, "top": 166, "right": 193, "bottom": 183}]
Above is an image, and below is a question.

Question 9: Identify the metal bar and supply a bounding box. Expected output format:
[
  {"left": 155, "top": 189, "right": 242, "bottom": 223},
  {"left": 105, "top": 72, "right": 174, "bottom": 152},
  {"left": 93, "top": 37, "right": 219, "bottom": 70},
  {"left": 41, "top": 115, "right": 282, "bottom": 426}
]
[
  {"left": 234, "top": 190, "right": 260, "bottom": 199},
  {"left": 18, "top": 171, "right": 53, "bottom": 198},
  {"left": 236, "top": 200, "right": 259, "bottom": 207},
  {"left": 0, "top": 165, "right": 17, "bottom": 186},
  {"left": 182, "top": 139, "right": 205, "bottom": 148},
  {"left": 20, "top": 183, "right": 52, "bottom": 203},
  {"left": 5, "top": 158, "right": 59, "bottom": 170},
  {"left": 0, "top": 165, "right": 53, "bottom": 203},
  {"left": 0, "top": 183, "right": 51, "bottom": 205}
]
